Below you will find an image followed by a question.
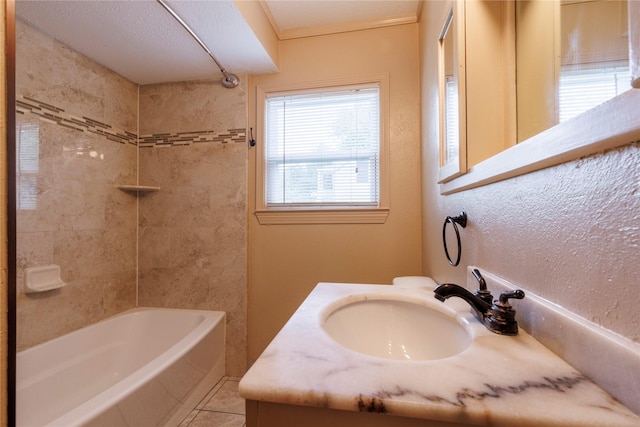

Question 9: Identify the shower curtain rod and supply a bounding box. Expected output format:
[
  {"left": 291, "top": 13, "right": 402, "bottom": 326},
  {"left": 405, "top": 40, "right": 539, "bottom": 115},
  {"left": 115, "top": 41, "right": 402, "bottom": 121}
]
[{"left": 156, "top": 0, "right": 240, "bottom": 88}]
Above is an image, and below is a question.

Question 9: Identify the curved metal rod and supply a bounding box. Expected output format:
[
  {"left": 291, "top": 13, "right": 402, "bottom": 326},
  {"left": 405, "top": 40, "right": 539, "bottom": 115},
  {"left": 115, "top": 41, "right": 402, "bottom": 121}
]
[
  {"left": 442, "top": 211, "right": 467, "bottom": 266},
  {"left": 156, "top": 0, "right": 239, "bottom": 88}
]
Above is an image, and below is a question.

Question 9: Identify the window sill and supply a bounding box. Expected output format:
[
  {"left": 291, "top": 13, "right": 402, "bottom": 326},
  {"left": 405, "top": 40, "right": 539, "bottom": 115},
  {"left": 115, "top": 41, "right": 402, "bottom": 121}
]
[{"left": 254, "top": 208, "right": 389, "bottom": 225}]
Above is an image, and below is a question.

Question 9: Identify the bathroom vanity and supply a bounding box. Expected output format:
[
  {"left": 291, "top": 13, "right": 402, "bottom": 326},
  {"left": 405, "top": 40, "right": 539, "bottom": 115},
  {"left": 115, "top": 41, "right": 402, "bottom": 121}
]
[{"left": 239, "top": 275, "right": 640, "bottom": 427}]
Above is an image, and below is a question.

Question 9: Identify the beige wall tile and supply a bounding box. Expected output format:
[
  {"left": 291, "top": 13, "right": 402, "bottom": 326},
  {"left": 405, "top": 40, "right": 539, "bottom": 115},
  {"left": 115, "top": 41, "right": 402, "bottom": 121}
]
[
  {"left": 139, "top": 79, "right": 247, "bottom": 134},
  {"left": 16, "top": 17, "right": 249, "bottom": 378},
  {"left": 16, "top": 21, "right": 138, "bottom": 350},
  {"left": 16, "top": 20, "right": 138, "bottom": 131},
  {"left": 17, "top": 271, "right": 136, "bottom": 349},
  {"left": 139, "top": 84, "right": 248, "bottom": 377}
]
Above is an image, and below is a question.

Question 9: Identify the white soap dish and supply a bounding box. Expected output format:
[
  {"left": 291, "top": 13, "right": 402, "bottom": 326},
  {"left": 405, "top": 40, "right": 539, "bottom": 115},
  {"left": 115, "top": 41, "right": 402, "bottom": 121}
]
[{"left": 23, "top": 265, "right": 66, "bottom": 293}]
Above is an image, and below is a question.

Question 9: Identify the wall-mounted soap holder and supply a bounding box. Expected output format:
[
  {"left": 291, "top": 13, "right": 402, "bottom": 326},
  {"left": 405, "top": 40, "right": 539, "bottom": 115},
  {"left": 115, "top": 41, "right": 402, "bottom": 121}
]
[{"left": 23, "top": 265, "right": 66, "bottom": 293}]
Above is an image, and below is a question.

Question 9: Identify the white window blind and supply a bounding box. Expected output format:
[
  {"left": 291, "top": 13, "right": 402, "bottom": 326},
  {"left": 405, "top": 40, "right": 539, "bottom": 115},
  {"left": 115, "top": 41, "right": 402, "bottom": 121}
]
[
  {"left": 444, "top": 76, "right": 459, "bottom": 163},
  {"left": 18, "top": 123, "right": 39, "bottom": 210},
  {"left": 559, "top": 63, "right": 630, "bottom": 123},
  {"left": 265, "top": 85, "right": 380, "bottom": 209}
]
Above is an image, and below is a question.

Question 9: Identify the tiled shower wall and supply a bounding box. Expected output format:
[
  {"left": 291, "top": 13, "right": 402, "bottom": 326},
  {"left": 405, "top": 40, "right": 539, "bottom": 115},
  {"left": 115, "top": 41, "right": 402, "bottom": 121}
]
[
  {"left": 138, "top": 81, "right": 248, "bottom": 376},
  {"left": 16, "top": 20, "right": 248, "bottom": 376},
  {"left": 15, "top": 20, "right": 138, "bottom": 349}
]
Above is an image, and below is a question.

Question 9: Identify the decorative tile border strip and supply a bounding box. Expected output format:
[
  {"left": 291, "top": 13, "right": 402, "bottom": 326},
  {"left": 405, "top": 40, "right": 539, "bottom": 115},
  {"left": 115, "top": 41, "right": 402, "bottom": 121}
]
[
  {"left": 16, "top": 95, "right": 246, "bottom": 148},
  {"left": 139, "top": 129, "right": 246, "bottom": 147},
  {"left": 139, "top": 129, "right": 247, "bottom": 147},
  {"left": 16, "top": 95, "right": 137, "bottom": 145}
]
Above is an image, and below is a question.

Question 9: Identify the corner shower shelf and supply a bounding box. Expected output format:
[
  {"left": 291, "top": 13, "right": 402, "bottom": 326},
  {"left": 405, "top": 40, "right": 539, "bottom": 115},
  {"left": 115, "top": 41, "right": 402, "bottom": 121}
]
[{"left": 117, "top": 185, "right": 160, "bottom": 193}]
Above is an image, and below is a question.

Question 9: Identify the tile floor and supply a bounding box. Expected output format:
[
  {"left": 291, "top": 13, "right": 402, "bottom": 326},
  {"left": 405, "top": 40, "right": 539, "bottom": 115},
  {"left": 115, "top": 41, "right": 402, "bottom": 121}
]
[{"left": 179, "top": 377, "right": 246, "bottom": 427}]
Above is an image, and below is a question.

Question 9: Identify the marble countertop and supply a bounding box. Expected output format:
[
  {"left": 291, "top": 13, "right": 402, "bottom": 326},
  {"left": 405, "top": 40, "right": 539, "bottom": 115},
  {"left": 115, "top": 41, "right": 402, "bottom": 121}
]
[{"left": 239, "top": 282, "right": 640, "bottom": 427}]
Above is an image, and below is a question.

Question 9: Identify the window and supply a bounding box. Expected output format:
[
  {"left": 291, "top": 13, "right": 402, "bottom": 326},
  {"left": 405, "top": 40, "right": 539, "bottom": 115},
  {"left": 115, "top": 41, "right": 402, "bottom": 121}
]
[
  {"left": 444, "top": 75, "right": 459, "bottom": 162},
  {"left": 266, "top": 85, "right": 379, "bottom": 207},
  {"left": 255, "top": 75, "right": 389, "bottom": 224},
  {"left": 558, "top": 62, "right": 631, "bottom": 123},
  {"left": 18, "top": 123, "right": 40, "bottom": 210}
]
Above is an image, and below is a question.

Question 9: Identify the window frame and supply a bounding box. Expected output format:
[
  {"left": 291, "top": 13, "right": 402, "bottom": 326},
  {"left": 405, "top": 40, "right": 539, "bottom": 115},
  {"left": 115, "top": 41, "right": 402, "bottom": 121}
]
[{"left": 255, "top": 74, "right": 390, "bottom": 225}]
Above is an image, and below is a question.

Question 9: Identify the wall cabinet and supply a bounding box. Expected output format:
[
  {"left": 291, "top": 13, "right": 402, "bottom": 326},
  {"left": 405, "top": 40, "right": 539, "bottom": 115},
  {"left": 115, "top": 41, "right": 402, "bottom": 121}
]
[
  {"left": 440, "top": 0, "right": 639, "bottom": 195},
  {"left": 438, "top": 0, "right": 515, "bottom": 183}
]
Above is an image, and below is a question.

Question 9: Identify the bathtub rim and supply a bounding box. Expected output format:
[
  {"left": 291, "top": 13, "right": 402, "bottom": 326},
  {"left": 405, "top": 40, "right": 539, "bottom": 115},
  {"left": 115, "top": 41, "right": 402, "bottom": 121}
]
[{"left": 17, "top": 306, "right": 226, "bottom": 427}]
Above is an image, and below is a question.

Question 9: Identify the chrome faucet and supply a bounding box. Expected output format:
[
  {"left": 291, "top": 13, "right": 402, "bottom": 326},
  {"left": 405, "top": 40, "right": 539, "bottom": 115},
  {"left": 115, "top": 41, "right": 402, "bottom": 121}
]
[{"left": 433, "top": 274, "right": 525, "bottom": 336}]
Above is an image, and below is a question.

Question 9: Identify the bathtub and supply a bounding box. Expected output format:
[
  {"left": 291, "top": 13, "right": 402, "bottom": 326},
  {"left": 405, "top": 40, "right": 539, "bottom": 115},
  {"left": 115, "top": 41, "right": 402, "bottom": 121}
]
[{"left": 17, "top": 307, "right": 225, "bottom": 427}]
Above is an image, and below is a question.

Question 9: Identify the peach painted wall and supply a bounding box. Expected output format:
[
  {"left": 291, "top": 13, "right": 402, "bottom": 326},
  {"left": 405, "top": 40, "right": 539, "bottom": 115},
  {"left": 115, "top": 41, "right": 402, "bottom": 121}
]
[
  {"left": 247, "top": 24, "right": 423, "bottom": 363},
  {"left": 419, "top": 2, "right": 639, "bottom": 343}
]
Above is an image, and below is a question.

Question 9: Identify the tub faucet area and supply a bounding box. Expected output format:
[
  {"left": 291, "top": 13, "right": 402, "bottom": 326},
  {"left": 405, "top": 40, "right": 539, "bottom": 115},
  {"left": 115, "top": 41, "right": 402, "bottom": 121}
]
[{"left": 434, "top": 282, "right": 525, "bottom": 336}]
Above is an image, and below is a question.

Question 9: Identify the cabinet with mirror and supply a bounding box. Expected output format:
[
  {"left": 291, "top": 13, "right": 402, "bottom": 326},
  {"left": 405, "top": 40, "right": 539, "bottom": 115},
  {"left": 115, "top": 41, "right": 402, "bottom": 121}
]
[
  {"left": 438, "top": 0, "right": 515, "bottom": 183},
  {"left": 517, "top": 0, "right": 630, "bottom": 142},
  {"left": 437, "top": 1, "right": 466, "bottom": 182},
  {"left": 439, "top": 0, "right": 640, "bottom": 194}
]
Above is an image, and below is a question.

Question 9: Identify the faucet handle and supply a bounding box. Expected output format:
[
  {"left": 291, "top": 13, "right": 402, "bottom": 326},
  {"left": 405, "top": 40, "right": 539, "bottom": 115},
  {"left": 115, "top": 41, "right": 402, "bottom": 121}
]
[
  {"left": 486, "top": 290, "right": 525, "bottom": 336},
  {"left": 472, "top": 269, "right": 493, "bottom": 305},
  {"left": 496, "top": 289, "right": 525, "bottom": 308}
]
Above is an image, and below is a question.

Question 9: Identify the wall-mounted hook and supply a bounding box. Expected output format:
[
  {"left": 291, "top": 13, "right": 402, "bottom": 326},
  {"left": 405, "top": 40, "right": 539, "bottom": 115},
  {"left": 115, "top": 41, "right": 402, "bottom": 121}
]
[
  {"left": 249, "top": 127, "right": 256, "bottom": 147},
  {"left": 448, "top": 211, "right": 467, "bottom": 228}
]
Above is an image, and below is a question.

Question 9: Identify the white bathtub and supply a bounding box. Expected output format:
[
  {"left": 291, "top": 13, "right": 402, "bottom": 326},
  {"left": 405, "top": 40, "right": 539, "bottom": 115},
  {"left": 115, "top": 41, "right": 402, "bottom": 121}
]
[{"left": 17, "top": 307, "right": 225, "bottom": 427}]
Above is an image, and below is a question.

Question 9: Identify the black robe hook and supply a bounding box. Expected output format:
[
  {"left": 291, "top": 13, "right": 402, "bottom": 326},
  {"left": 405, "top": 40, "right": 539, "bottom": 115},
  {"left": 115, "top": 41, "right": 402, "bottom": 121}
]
[{"left": 249, "top": 127, "right": 256, "bottom": 147}]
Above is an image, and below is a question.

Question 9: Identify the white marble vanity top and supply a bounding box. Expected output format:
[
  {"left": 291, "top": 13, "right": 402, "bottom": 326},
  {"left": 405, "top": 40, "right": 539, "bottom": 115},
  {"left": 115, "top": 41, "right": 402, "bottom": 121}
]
[{"left": 239, "top": 282, "right": 640, "bottom": 427}]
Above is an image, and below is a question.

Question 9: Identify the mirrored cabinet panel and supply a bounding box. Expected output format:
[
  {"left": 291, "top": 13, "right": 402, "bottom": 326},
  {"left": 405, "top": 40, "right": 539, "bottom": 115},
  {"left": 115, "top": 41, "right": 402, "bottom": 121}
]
[
  {"left": 632, "top": 0, "right": 640, "bottom": 87},
  {"left": 437, "top": 0, "right": 515, "bottom": 183},
  {"left": 516, "top": 0, "right": 630, "bottom": 142},
  {"left": 438, "top": 1, "right": 467, "bottom": 183},
  {"left": 439, "top": 0, "right": 638, "bottom": 195}
]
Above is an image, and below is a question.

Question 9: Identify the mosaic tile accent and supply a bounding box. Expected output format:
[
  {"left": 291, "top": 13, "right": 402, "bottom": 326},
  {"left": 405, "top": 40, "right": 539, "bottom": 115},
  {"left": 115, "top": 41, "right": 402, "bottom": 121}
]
[
  {"left": 17, "top": 95, "right": 246, "bottom": 148},
  {"left": 139, "top": 129, "right": 246, "bottom": 147},
  {"left": 17, "top": 95, "right": 137, "bottom": 145}
]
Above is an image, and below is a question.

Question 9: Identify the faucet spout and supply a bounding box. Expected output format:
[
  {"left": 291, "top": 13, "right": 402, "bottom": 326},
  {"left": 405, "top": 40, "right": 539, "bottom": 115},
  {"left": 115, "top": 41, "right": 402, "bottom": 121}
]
[
  {"left": 434, "top": 282, "right": 525, "bottom": 336},
  {"left": 433, "top": 283, "right": 492, "bottom": 319}
]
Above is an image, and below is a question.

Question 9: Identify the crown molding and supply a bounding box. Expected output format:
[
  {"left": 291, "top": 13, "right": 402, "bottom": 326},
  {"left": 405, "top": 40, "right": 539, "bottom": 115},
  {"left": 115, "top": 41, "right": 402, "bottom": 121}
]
[{"left": 258, "top": 1, "right": 417, "bottom": 41}]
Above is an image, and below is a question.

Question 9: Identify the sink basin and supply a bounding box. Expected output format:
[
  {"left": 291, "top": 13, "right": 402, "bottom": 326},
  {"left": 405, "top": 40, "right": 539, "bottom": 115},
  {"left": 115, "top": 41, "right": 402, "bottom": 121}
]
[{"left": 322, "top": 295, "right": 471, "bottom": 361}]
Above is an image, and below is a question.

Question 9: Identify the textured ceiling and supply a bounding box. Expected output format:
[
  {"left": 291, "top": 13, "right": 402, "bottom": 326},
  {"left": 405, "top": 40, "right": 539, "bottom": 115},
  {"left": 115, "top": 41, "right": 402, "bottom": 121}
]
[{"left": 16, "top": 0, "right": 421, "bottom": 85}]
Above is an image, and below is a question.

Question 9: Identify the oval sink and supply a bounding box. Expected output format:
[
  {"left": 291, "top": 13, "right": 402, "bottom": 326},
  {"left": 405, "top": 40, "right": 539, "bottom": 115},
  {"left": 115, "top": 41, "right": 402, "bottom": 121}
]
[{"left": 322, "top": 295, "right": 471, "bottom": 361}]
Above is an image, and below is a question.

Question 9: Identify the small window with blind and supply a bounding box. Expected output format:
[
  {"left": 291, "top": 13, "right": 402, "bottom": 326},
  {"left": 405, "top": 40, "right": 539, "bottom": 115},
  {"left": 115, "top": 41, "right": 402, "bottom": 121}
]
[
  {"left": 444, "top": 75, "right": 459, "bottom": 162},
  {"left": 255, "top": 76, "right": 389, "bottom": 225},
  {"left": 18, "top": 122, "right": 40, "bottom": 210},
  {"left": 558, "top": 62, "right": 630, "bottom": 123}
]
